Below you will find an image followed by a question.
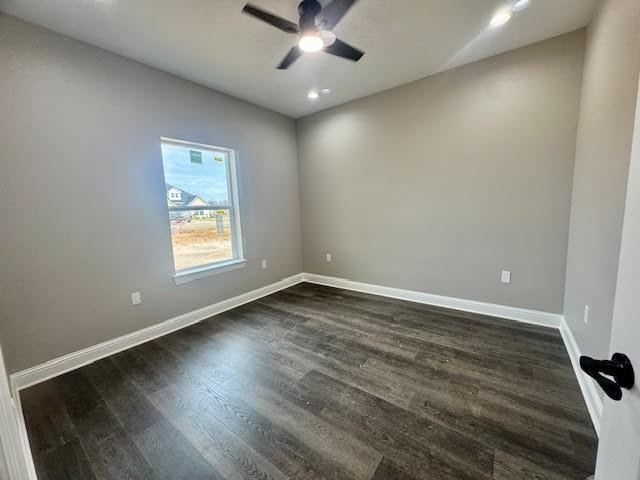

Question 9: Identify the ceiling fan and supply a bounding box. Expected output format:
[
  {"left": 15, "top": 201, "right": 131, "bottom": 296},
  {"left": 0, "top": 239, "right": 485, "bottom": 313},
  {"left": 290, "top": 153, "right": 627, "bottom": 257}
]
[{"left": 241, "top": 0, "right": 364, "bottom": 69}]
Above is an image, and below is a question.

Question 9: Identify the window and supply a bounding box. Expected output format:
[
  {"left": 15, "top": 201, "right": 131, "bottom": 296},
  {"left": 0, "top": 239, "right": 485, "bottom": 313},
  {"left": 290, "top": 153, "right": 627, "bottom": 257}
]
[
  {"left": 160, "top": 138, "right": 244, "bottom": 283},
  {"left": 168, "top": 188, "right": 181, "bottom": 201}
]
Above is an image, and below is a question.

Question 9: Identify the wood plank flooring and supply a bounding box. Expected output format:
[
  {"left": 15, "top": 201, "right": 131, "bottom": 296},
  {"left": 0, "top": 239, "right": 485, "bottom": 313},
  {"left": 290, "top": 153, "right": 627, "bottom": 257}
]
[{"left": 20, "top": 283, "right": 598, "bottom": 479}]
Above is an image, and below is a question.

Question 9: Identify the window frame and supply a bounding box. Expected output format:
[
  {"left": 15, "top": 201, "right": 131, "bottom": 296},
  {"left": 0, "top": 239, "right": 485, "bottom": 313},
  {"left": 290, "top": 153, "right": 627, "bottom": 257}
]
[{"left": 160, "top": 137, "right": 245, "bottom": 284}]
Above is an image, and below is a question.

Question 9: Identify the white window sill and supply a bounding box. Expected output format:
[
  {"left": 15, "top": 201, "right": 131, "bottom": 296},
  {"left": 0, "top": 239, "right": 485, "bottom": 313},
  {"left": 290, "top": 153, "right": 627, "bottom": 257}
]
[{"left": 173, "top": 259, "right": 246, "bottom": 285}]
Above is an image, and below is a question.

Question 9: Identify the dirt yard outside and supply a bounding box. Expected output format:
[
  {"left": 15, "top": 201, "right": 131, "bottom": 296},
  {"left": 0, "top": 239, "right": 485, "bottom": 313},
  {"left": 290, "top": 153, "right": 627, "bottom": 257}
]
[{"left": 170, "top": 217, "right": 233, "bottom": 271}]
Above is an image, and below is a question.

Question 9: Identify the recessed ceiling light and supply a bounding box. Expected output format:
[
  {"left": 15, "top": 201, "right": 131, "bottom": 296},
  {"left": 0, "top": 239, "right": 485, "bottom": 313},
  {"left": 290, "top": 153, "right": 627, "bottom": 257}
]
[
  {"left": 307, "top": 90, "right": 319, "bottom": 100},
  {"left": 512, "top": 0, "right": 531, "bottom": 11},
  {"left": 321, "top": 88, "right": 331, "bottom": 95},
  {"left": 299, "top": 34, "right": 324, "bottom": 53},
  {"left": 490, "top": 9, "right": 513, "bottom": 28}
]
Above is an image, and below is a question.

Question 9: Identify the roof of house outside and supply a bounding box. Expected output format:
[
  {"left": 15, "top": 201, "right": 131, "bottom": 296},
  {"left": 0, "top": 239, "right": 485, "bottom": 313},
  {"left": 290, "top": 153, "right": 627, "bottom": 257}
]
[{"left": 166, "top": 184, "right": 201, "bottom": 207}]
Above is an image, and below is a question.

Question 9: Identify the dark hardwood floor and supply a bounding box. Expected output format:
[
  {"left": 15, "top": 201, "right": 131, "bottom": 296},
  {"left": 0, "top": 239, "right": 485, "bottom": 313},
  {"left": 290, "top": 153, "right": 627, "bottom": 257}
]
[{"left": 21, "top": 283, "right": 597, "bottom": 479}]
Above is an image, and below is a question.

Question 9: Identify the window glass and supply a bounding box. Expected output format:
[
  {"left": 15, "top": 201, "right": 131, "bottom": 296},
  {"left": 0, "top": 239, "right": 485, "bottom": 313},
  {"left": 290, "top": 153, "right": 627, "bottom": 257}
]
[{"left": 161, "top": 139, "right": 242, "bottom": 273}]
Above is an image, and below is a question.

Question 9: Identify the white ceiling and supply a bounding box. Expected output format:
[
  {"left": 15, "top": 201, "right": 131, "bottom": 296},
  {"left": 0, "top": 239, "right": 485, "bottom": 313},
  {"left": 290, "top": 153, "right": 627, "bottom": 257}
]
[{"left": 0, "top": 0, "right": 597, "bottom": 118}]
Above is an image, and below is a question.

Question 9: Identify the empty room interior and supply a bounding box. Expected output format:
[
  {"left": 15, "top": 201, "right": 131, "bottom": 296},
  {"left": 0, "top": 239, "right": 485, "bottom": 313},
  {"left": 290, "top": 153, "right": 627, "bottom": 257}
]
[{"left": 1, "top": 0, "right": 640, "bottom": 479}]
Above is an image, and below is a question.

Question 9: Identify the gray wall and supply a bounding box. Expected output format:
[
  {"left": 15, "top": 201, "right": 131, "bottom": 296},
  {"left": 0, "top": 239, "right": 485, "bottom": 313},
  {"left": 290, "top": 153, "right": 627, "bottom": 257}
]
[
  {"left": 0, "top": 449, "right": 7, "bottom": 480},
  {"left": 297, "top": 31, "right": 585, "bottom": 313},
  {"left": 563, "top": 0, "right": 640, "bottom": 365},
  {"left": 0, "top": 14, "right": 303, "bottom": 373}
]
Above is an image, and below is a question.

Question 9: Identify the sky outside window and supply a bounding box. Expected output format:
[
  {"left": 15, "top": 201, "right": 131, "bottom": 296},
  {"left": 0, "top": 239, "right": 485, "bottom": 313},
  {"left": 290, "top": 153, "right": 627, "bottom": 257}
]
[{"left": 161, "top": 143, "right": 229, "bottom": 203}]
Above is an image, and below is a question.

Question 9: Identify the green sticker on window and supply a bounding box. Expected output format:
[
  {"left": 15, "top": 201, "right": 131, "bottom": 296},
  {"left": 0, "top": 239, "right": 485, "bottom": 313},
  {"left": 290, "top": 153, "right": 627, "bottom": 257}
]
[
  {"left": 214, "top": 156, "right": 224, "bottom": 162},
  {"left": 189, "top": 150, "right": 203, "bottom": 164}
]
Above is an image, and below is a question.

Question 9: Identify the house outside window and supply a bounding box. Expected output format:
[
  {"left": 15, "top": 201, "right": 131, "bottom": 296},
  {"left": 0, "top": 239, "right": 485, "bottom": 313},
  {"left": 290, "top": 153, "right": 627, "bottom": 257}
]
[
  {"left": 168, "top": 188, "right": 181, "bottom": 201},
  {"left": 160, "top": 138, "right": 244, "bottom": 283}
]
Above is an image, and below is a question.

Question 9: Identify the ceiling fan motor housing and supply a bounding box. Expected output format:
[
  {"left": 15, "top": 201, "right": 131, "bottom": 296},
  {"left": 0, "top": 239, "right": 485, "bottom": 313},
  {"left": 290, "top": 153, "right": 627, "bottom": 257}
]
[{"left": 299, "top": 0, "right": 322, "bottom": 32}]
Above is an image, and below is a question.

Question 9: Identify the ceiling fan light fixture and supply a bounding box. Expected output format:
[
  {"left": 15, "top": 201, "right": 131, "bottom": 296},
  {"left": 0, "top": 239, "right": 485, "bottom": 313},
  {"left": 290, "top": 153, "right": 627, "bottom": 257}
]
[{"left": 299, "top": 34, "right": 324, "bottom": 53}]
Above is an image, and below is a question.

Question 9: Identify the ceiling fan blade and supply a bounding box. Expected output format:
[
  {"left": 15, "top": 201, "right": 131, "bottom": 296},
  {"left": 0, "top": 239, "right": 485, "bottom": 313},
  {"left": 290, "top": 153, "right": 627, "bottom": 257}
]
[
  {"left": 323, "top": 38, "right": 364, "bottom": 62},
  {"left": 277, "top": 46, "right": 304, "bottom": 69},
  {"left": 318, "top": 0, "right": 359, "bottom": 31},
  {"left": 242, "top": 4, "right": 300, "bottom": 34}
]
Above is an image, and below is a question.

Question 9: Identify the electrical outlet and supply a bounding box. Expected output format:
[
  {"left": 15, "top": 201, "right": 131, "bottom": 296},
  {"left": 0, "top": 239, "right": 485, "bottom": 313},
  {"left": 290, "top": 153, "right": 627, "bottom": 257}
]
[
  {"left": 326, "top": 253, "right": 332, "bottom": 263},
  {"left": 584, "top": 305, "right": 590, "bottom": 324},
  {"left": 261, "top": 259, "right": 268, "bottom": 269},
  {"left": 501, "top": 270, "right": 511, "bottom": 284},
  {"left": 131, "top": 291, "right": 142, "bottom": 306}
]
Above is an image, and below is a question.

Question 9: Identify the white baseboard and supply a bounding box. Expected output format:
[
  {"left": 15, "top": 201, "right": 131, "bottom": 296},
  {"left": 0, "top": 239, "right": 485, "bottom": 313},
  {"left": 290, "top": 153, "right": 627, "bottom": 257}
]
[
  {"left": 10, "top": 273, "right": 304, "bottom": 393},
  {"left": 559, "top": 317, "right": 603, "bottom": 435},
  {"left": 10, "top": 271, "right": 564, "bottom": 392},
  {"left": 302, "top": 273, "right": 562, "bottom": 328}
]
